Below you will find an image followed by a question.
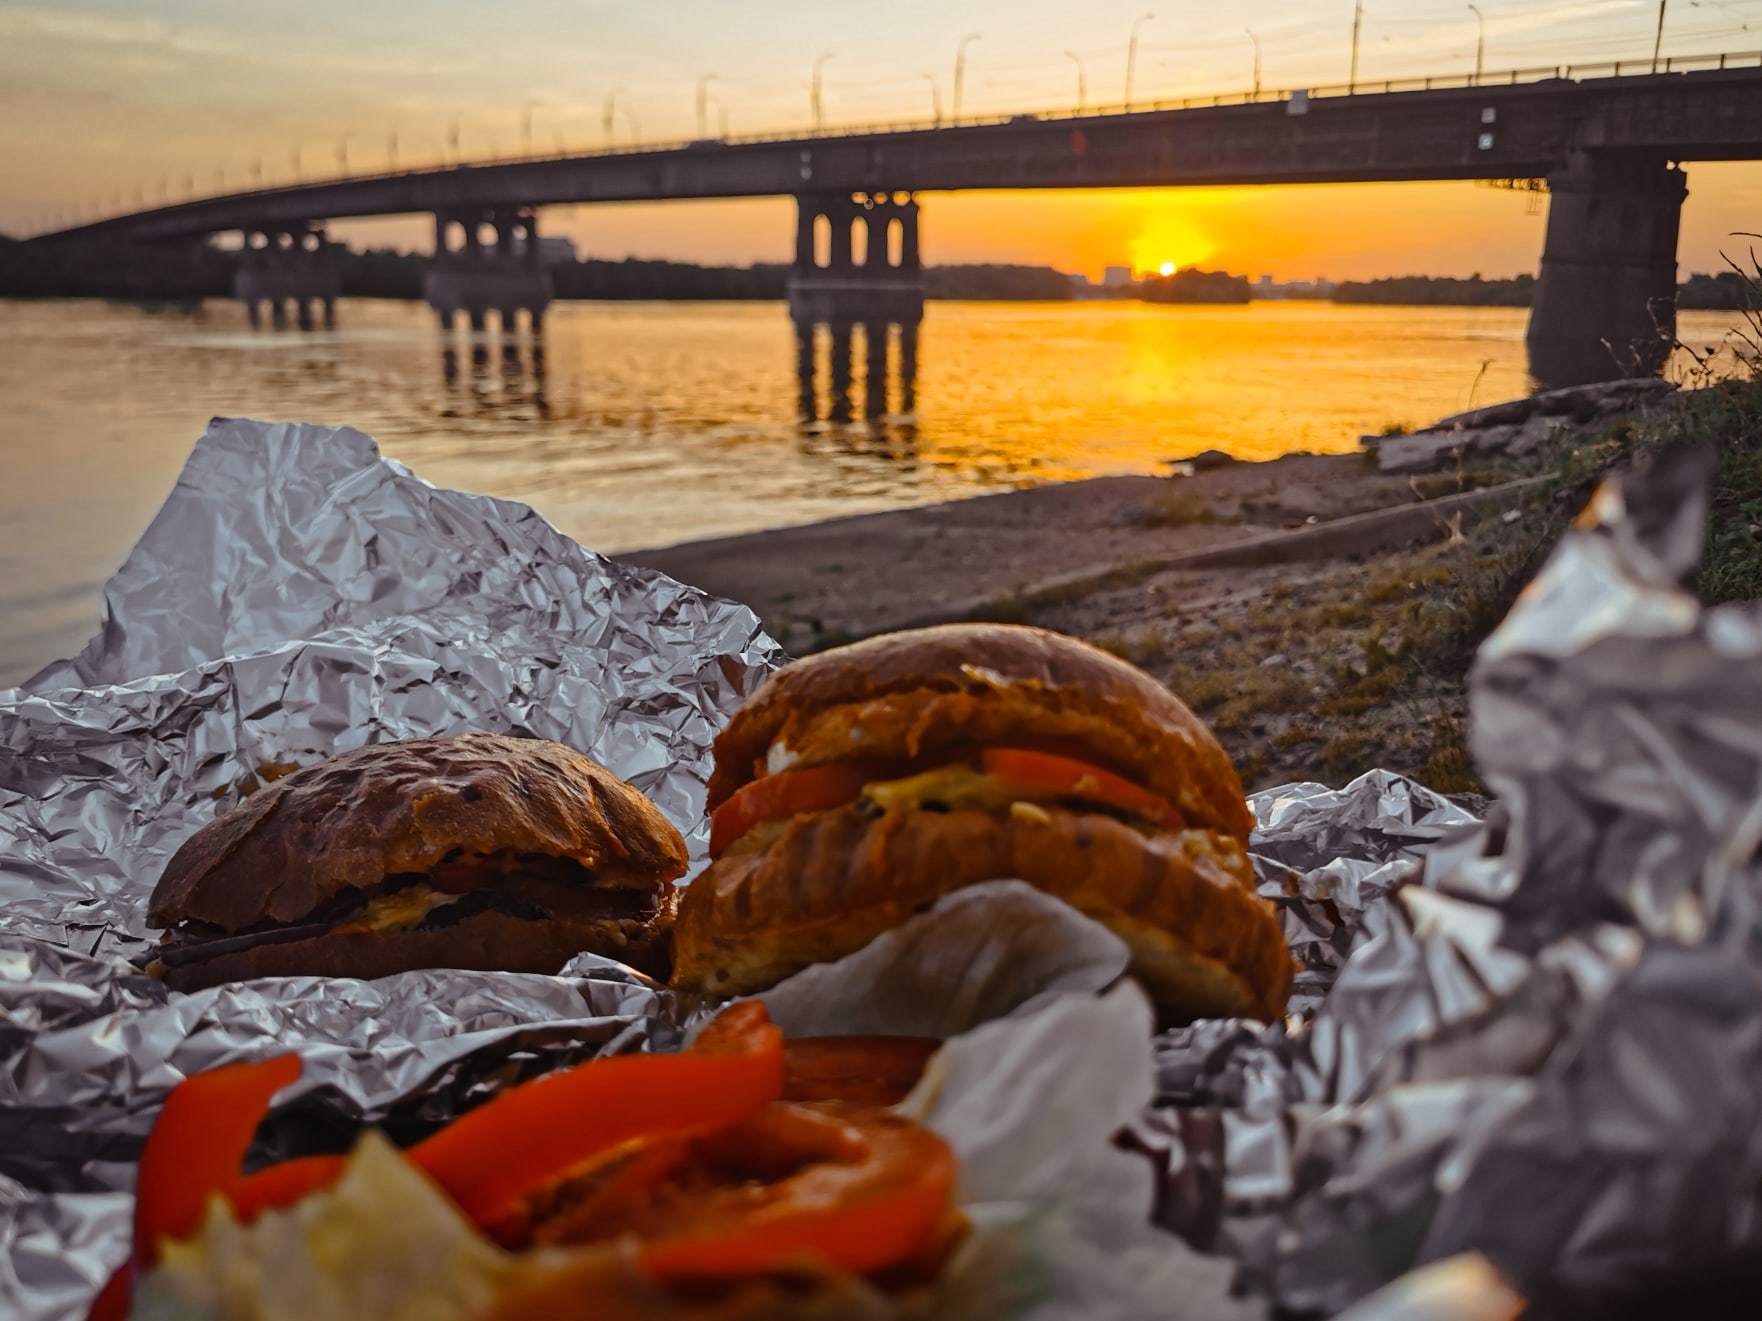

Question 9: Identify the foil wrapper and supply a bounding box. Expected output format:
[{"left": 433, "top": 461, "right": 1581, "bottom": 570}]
[
  {"left": 2, "top": 420, "right": 778, "bottom": 1319},
  {"left": 1138, "top": 443, "right": 1762, "bottom": 1316},
  {"left": 6, "top": 419, "right": 1757, "bottom": 1320}
]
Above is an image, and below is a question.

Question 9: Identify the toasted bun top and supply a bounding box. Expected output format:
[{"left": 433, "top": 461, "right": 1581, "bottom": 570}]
[
  {"left": 149, "top": 733, "right": 688, "bottom": 933},
  {"left": 709, "top": 624, "right": 1252, "bottom": 838}
]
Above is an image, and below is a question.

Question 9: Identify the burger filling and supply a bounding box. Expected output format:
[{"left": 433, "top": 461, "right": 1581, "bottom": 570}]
[
  {"left": 150, "top": 850, "right": 662, "bottom": 969},
  {"left": 710, "top": 745, "right": 1181, "bottom": 859}
]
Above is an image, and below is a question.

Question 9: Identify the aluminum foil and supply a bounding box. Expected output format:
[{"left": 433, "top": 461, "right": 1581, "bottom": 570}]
[
  {"left": 2, "top": 419, "right": 779, "bottom": 1320},
  {"left": 6, "top": 419, "right": 1757, "bottom": 1320},
  {"left": 1137, "top": 443, "right": 1762, "bottom": 1315}
]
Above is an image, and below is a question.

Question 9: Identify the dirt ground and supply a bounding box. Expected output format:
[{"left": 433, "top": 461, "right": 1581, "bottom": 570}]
[{"left": 623, "top": 388, "right": 1687, "bottom": 794}]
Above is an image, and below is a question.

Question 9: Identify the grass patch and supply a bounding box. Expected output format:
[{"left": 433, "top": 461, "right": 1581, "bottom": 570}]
[
  {"left": 1170, "top": 663, "right": 1311, "bottom": 732},
  {"left": 1094, "top": 625, "right": 1166, "bottom": 666},
  {"left": 1364, "top": 559, "right": 1455, "bottom": 604},
  {"left": 1140, "top": 487, "right": 1218, "bottom": 528}
]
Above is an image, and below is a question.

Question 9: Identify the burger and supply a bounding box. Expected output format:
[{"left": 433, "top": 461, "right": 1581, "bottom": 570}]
[
  {"left": 672, "top": 624, "right": 1291, "bottom": 1023},
  {"left": 144, "top": 733, "right": 686, "bottom": 991}
]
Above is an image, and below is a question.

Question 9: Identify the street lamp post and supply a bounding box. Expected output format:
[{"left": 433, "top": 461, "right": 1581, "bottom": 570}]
[
  {"left": 522, "top": 101, "right": 537, "bottom": 155},
  {"left": 1468, "top": 4, "right": 1485, "bottom": 83},
  {"left": 1126, "top": 11, "right": 1155, "bottom": 108},
  {"left": 1246, "top": 29, "right": 1261, "bottom": 97},
  {"left": 1349, "top": 0, "right": 1363, "bottom": 92},
  {"left": 387, "top": 130, "right": 399, "bottom": 171},
  {"left": 953, "top": 33, "right": 981, "bottom": 121},
  {"left": 811, "top": 52, "right": 834, "bottom": 130},
  {"left": 336, "top": 133, "right": 351, "bottom": 175},
  {"left": 696, "top": 75, "right": 718, "bottom": 138},
  {"left": 1652, "top": 0, "right": 1669, "bottom": 73},
  {"left": 921, "top": 72, "right": 943, "bottom": 126},
  {"left": 602, "top": 90, "right": 623, "bottom": 144},
  {"left": 1064, "top": 50, "right": 1087, "bottom": 112}
]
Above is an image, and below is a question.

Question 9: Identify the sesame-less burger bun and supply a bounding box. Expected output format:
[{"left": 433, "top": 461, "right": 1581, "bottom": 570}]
[
  {"left": 677, "top": 625, "right": 1292, "bottom": 1024},
  {"left": 146, "top": 733, "right": 686, "bottom": 990},
  {"left": 674, "top": 802, "right": 1289, "bottom": 1022},
  {"left": 706, "top": 623, "right": 1254, "bottom": 839}
]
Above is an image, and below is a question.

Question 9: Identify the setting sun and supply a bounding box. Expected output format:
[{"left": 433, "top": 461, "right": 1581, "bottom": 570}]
[{"left": 1129, "top": 212, "right": 1216, "bottom": 278}]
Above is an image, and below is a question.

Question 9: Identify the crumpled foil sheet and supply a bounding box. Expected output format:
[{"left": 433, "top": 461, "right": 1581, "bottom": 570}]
[
  {"left": 5, "top": 420, "right": 1756, "bottom": 1320},
  {"left": 1136, "top": 443, "right": 1762, "bottom": 1316},
  {"left": 2, "top": 419, "right": 778, "bottom": 1320}
]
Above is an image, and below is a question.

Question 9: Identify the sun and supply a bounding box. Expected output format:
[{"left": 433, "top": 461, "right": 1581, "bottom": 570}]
[{"left": 1129, "top": 213, "right": 1216, "bottom": 278}]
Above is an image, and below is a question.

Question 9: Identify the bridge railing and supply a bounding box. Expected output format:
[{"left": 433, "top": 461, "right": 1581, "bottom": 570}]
[{"left": 42, "top": 48, "right": 1762, "bottom": 236}]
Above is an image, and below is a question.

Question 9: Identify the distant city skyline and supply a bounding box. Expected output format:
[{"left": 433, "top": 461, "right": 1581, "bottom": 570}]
[{"left": 4, "top": 1, "right": 1761, "bottom": 279}]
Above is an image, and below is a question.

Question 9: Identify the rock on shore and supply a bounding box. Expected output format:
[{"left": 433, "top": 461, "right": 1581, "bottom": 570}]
[{"left": 1365, "top": 378, "right": 1677, "bottom": 473}]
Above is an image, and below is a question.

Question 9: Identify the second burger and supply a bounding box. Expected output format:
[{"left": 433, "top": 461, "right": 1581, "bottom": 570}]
[{"left": 672, "top": 623, "right": 1292, "bottom": 1023}]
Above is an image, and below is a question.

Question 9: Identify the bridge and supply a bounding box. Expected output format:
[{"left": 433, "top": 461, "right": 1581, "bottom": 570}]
[{"left": 33, "top": 52, "right": 1762, "bottom": 385}]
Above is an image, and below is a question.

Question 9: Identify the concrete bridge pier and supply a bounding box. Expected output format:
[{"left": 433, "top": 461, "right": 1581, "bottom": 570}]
[
  {"left": 788, "top": 191, "right": 926, "bottom": 325},
  {"left": 234, "top": 225, "right": 341, "bottom": 330},
  {"left": 426, "top": 207, "right": 553, "bottom": 335},
  {"left": 1526, "top": 151, "right": 1688, "bottom": 387}
]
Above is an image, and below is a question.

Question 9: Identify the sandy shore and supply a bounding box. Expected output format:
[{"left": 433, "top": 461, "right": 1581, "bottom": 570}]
[
  {"left": 626, "top": 452, "right": 1486, "bottom": 652},
  {"left": 624, "top": 380, "right": 1683, "bottom": 793}
]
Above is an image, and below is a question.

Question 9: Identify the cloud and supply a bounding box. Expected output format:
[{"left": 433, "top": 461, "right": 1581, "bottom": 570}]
[{"left": 0, "top": 3, "right": 242, "bottom": 58}]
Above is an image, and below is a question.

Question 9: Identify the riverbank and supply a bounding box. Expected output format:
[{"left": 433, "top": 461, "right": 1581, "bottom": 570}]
[{"left": 629, "top": 374, "right": 1760, "bottom": 794}]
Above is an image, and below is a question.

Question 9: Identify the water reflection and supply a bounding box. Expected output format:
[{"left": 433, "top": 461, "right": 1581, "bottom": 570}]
[
  {"left": 793, "top": 316, "right": 919, "bottom": 447},
  {"left": 439, "top": 327, "right": 548, "bottom": 419}
]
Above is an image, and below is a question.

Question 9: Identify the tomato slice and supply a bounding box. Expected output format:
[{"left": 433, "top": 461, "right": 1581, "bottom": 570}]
[
  {"left": 637, "top": 1102, "right": 958, "bottom": 1280},
  {"left": 980, "top": 746, "right": 1179, "bottom": 826},
  {"left": 709, "top": 761, "right": 890, "bottom": 857}
]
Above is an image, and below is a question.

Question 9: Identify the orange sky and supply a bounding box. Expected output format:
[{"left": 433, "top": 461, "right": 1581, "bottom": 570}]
[{"left": 5, "top": 1, "right": 1762, "bottom": 281}]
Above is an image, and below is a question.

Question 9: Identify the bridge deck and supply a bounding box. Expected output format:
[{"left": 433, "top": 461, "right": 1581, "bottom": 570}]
[{"left": 36, "top": 57, "right": 1762, "bottom": 245}]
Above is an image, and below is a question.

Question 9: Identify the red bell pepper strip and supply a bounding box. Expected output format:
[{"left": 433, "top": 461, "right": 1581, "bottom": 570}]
[
  {"left": 407, "top": 999, "right": 782, "bottom": 1226},
  {"left": 92, "top": 1003, "right": 786, "bottom": 1320},
  {"left": 91, "top": 1054, "right": 305, "bottom": 1321},
  {"left": 85, "top": 1265, "right": 130, "bottom": 1321},
  {"left": 132, "top": 1054, "right": 302, "bottom": 1267},
  {"left": 225, "top": 1153, "right": 348, "bottom": 1222}
]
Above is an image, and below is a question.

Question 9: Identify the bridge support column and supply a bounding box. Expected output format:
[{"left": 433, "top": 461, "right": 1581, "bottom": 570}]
[
  {"left": 787, "top": 191, "right": 925, "bottom": 325},
  {"left": 234, "top": 223, "right": 341, "bottom": 330},
  {"left": 1526, "top": 151, "right": 1687, "bottom": 387},
  {"left": 426, "top": 206, "right": 553, "bottom": 336}
]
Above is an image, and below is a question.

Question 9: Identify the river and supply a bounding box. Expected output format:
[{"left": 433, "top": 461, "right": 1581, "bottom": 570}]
[{"left": 0, "top": 296, "right": 1747, "bottom": 684}]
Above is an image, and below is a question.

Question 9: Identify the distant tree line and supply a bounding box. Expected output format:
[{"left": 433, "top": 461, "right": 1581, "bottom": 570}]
[
  {"left": 1138, "top": 268, "right": 1252, "bottom": 304},
  {"left": 1330, "top": 271, "right": 1755, "bottom": 310},
  {"left": 1331, "top": 274, "right": 1536, "bottom": 306},
  {"left": 925, "top": 264, "right": 1076, "bottom": 299},
  {"left": 1678, "top": 270, "right": 1760, "bottom": 311},
  {"left": 5, "top": 237, "right": 1754, "bottom": 309},
  {"left": 0, "top": 240, "right": 1079, "bottom": 302}
]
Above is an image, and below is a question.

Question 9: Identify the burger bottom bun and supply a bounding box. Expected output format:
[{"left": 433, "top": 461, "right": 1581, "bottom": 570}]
[
  {"left": 673, "top": 803, "right": 1291, "bottom": 1023},
  {"left": 151, "top": 905, "right": 674, "bottom": 992}
]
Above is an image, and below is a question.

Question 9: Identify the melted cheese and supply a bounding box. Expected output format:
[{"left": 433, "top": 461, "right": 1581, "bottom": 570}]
[
  {"left": 332, "top": 885, "right": 464, "bottom": 935},
  {"left": 861, "top": 764, "right": 1023, "bottom": 815},
  {"left": 862, "top": 764, "right": 1155, "bottom": 828}
]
